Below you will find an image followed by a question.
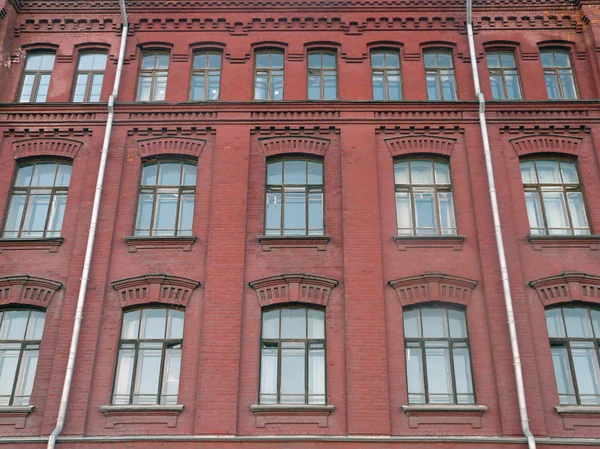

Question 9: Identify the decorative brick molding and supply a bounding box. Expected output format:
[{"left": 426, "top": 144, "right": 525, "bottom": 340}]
[
  {"left": 111, "top": 274, "right": 201, "bottom": 309},
  {"left": 136, "top": 137, "right": 206, "bottom": 158},
  {"left": 509, "top": 135, "right": 582, "bottom": 157},
  {"left": 0, "top": 275, "right": 62, "bottom": 309},
  {"left": 393, "top": 235, "right": 465, "bottom": 251},
  {"left": 0, "top": 406, "right": 34, "bottom": 429},
  {"left": 555, "top": 406, "right": 600, "bottom": 430},
  {"left": 99, "top": 405, "right": 183, "bottom": 429},
  {"left": 527, "top": 235, "right": 600, "bottom": 251},
  {"left": 529, "top": 272, "right": 600, "bottom": 307},
  {"left": 385, "top": 135, "right": 456, "bottom": 157},
  {"left": 250, "top": 404, "right": 334, "bottom": 428},
  {"left": 388, "top": 273, "right": 478, "bottom": 307},
  {"left": 0, "top": 237, "right": 64, "bottom": 254},
  {"left": 258, "top": 136, "right": 331, "bottom": 157},
  {"left": 3, "top": 128, "right": 92, "bottom": 139},
  {"left": 123, "top": 236, "right": 197, "bottom": 252},
  {"left": 249, "top": 273, "right": 338, "bottom": 308},
  {"left": 402, "top": 404, "right": 487, "bottom": 429},
  {"left": 258, "top": 235, "right": 330, "bottom": 251},
  {"left": 12, "top": 138, "right": 83, "bottom": 159}
]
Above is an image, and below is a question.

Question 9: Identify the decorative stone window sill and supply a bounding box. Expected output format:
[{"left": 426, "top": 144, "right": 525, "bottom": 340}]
[
  {"left": 258, "top": 235, "right": 330, "bottom": 252},
  {"left": 393, "top": 235, "right": 465, "bottom": 251},
  {"left": 527, "top": 235, "right": 600, "bottom": 251},
  {"left": 123, "top": 236, "right": 197, "bottom": 253},
  {"left": 250, "top": 404, "right": 334, "bottom": 428},
  {"left": 99, "top": 404, "right": 184, "bottom": 429},
  {"left": 401, "top": 404, "right": 487, "bottom": 429},
  {"left": 0, "top": 237, "right": 64, "bottom": 254},
  {"left": 555, "top": 405, "right": 600, "bottom": 430},
  {"left": 0, "top": 405, "right": 34, "bottom": 429}
]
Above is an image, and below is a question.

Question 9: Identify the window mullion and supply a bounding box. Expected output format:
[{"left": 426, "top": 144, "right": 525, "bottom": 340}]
[
  {"left": 157, "top": 340, "right": 168, "bottom": 405},
  {"left": 421, "top": 340, "right": 430, "bottom": 403},
  {"left": 564, "top": 341, "right": 582, "bottom": 405}
]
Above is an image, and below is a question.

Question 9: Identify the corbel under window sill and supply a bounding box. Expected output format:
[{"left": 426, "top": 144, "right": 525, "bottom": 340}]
[
  {"left": 527, "top": 235, "right": 600, "bottom": 251},
  {"left": 401, "top": 404, "right": 487, "bottom": 429},
  {"left": 258, "top": 235, "right": 330, "bottom": 251},
  {"left": 99, "top": 404, "right": 184, "bottom": 429},
  {"left": 393, "top": 235, "right": 465, "bottom": 251},
  {"left": 250, "top": 404, "right": 334, "bottom": 428},
  {"left": 0, "top": 237, "right": 64, "bottom": 253},
  {"left": 555, "top": 405, "right": 600, "bottom": 430},
  {"left": 123, "top": 235, "right": 197, "bottom": 252},
  {"left": 0, "top": 405, "right": 34, "bottom": 429}
]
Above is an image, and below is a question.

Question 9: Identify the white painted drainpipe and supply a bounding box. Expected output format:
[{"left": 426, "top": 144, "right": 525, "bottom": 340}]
[
  {"left": 465, "top": 1, "right": 536, "bottom": 448},
  {"left": 46, "top": 1, "right": 128, "bottom": 447}
]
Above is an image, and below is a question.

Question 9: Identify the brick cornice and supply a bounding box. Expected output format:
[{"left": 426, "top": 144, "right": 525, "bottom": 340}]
[
  {"left": 258, "top": 136, "right": 331, "bottom": 157},
  {"left": 111, "top": 274, "right": 201, "bottom": 309},
  {"left": 136, "top": 137, "right": 207, "bottom": 158},
  {"left": 0, "top": 275, "right": 62, "bottom": 309},
  {"left": 388, "top": 272, "right": 477, "bottom": 307},
  {"left": 249, "top": 273, "right": 338, "bottom": 307},
  {"left": 529, "top": 272, "right": 600, "bottom": 307},
  {"left": 12, "top": 137, "right": 83, "bottom": 159},
  {"left": 509, "top": 134, "right": 582, "bottom": 157},
  {"left": 385, "top": 135, "right": 456, "bottom": 157}
]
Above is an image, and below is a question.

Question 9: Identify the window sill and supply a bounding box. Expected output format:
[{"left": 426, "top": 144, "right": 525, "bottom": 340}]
[
  {"left": 99, "top": 404, "right": 184, "bottom": 429},
  {"left": 0, "top": 237, "right": 64, "bottom": 254},
  {"left": 0, "top": 405, "right": 34, "bottom": 429},
  {"left": 527, "top": 235, "right": 600, "bottom": 251},
  {"left": 123, "top": 235, "right": 197, "bottom": 253},
  {"left": 401, "top": 404, "right": 487, "bottom": 429},
  {"left": 393, "top": 235, "right": 465, "bottom": 251},
  {"left": 250, "top": 404, "right": 334, "bottom": 428},
  {"left": 555, "top": 405, "right": 600, "bottom": 430},
  {"left": 258, "top": 235, "right": 330, "bottom": 252}
]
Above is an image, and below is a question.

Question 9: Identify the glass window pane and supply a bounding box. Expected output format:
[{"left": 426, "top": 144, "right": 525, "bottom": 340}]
[
  {"left": 112, "top": 348, "right": 135, "bottom": 404},
  {"left": 388, "top": 74, "right": 402, "bottom": 100},
  {"left": 552, "top": 346, "right": 576, "bottom": 404},
  {"left": 137, "top": 76, "right": 152, "bottom": 101},
  {"left": 256, "top": 53, "right": 269, "bottom": 68},
  {"left": 563, "top": 308, "right": 594, "bottom": 338},
  {"left": 193, "top": 53, "right": 207, "bottom": 69},
  {"left": 308, "top": 52, "right": 321, "bottom": 68},
  {"left": 536, "top": 161, "right": 561, "bottom": 183},
  {"left": 308, "top": 345, "right": 325, "bottom": 404},
  {"left": 411, "top": 161, "right": 434, "bottom": 184},
  {"left": 560, "top": 162, "right": 579, "bottom": 184},
  {"left": 36, "top": 74, "right": 51, "bottom": 102},
  {"left": 167, "top": 310, "right": 184, "bottom": 339},
  {"left": 403, "top": 309, "right": 421, "bottom": 338},
  {"left": 140, "top": 309, "right": 167, "bottom": 339},
  {"left": 208, "top": 53, "right": 221, "bottom": 68},
  {"left": 308, "top": 193, "right": 323, "bottom": 234},
  {"left": 271, "top": 75, "right": 283, "bottom": 100},
  {"left": 141, "top": 55, "right": 155, "bottom": 69},
  {"left": 438, "top": 192, "right": 456, "bottom": 234},
  {"left": 15, "top": 165, "right": 34, "bottom": 187},
  {"left": 26, "top": 311, "right": 45, "bottom": 340},
  {"left": 308, "top": 75, "right": 321, "bottom": 100},
  {"left": 520, "top": 161, "right": 537, "bottom": 183},
  {"left": 394, "top": 161, "right": 409, "bottom": 184},
  {"left": 545, "top": 73, "right": 561, "bottom": 99},
  {"left": 371, "top": 74, "right": 385, "bottom": 100},
  {"left": 89, "top": 74, "right": 104, "bottom": 102},
  {"left": 284, "top": 160, "right": 306, "bottom": 184},
  {"left": 191, "top": 75, "right": 205, "bottom": 100},
  {"left": 13, "top": 349, "right": 39, "bottom": 404},
  {"left": 155, "top": 194, "right": 178, "bottom": 232},
  {"left": 156, "top": 54, "right": 170, "bottom": 69},
  {"left": 505, "top": 73, "right": 522, "bottom": 100},
  {"left": 182, "top": 164, "right": 197, "bottom": 186},
  {"left": 153, "top": 76, "right": 167, "bottom": 101},
  {"left": 260, "top": 346, "right": 278, "bottom": 404},
  {"left": 161, "top": 347, "right": 181, "bottom": 405},
  {"left": 267, "top": 161, "right": 283, "bottom": 185},
  {"left": 19, "top": 74, "right": 35, "bottom": 102},
  {"left": 25, "top": 54, "right": 43, "bottom": 70},
  {"left": 281, "top": 308, "right": 306, "bottom": 339},
  {"left": 272, "top": 52, "right": 284, "bottom": 68},
  {"left": 541, "top": 51, "right": 555, "bottom": 68},
  {"left": 434, "top": 162, "right": 451, "bottom": 184},
  {"left": 448, "top": 309, "right": 467, "bottom": 338},
  {"left": 142, "top": 163, "right": 158, "bottom": 186},
  {"left": 371, "top": 52, "right": 384, "bottom": 68},
  {"left": 178, "top": 193, "right": 195, "bottom": 234},
  {"left": 560, "top": 72, "right": 577, "bottom": 99},
  {"left": 133, "top": 344, "right": 162, "bottom": 403},
  {"left": 592, "top": 309, "right": 600, "bottom": 338},
  {"left": 307, "top": 161, "right": 323, "bottom": 184},
  {"left": 93, "top": 53, "right": 108, "bottom": 70},
  {"left": 56, "top": 164, "right": 72, "bottom": 187},
  {"left": 280, "top": 343, "right": 305, "bottom": 403},
  {"left": 406, "top": 345, "right": 425, "bottom": 403},
  {"left": 73, "top": 73, "right": 88, "bottom": 102},
  {"left": 254, "top": 75, "right": 267, "bottom": 100},
  {"left": 570, "top": 343, "right": 600, "bottom": 404},
  {"left": 542, "top": 191, "right": 570, "bottom": 233},
  {"left": 437, "top": 52, "right": 453, "bottom": 68},
  {"left": 395, "top": 192, "right": 413, "bottom": 235},
  {"left": 414, "top": 191, "right": 436, "bottom": 233},
  {"left": 47, "top": 194, "right": 67, "bottom": 234},
  {"left": 323, "top": 75, "right": 337, "bottom": 100},
  {"left": 441, "top": 73, "right": 456, "bottom": 100},
  {"left": 262, "top": 310, "right": 280, "bottom": 339},
  {"left": 490, "top": 74, "right": 504, "bottom": 100},
  {"left": 22, "top": 194, "right": 51, "bottom": 235},
  {"left": 265, "top": 191, "right": 282, "bottom": 234},
  {"left": 422, "top": 308, "right": 448, "bottom": 338},
  {"left": 308, "top": 309, "right": 325, "bottom": 339},
  {"left": 322, "top": 53, "right": 336, "bottom": 68},
  {"left": 283, "top": 190, "right": 306, "bottom": 234},
  {"left": 32, "top": 163, "right": 57, "bottom": 186},
  {"left": 4, "top": 194, "right": 26, "bottom": 236},
  {"left": 121, "top": 310, "right": 141, "bottom": 339},
  {"left": 0, "top": 346, "right": 20, "bottom": 403},
  {"left": 452, "top": 346, "right": 474, "bottom": 403},
  {"left": 500, "top": 52, "right": 516, "bottom": 67},
  {"left": 554, "top": 51, "right": 570, "bottom": 67},
  {"left": 567, "top": 192, "right": 589, "bottom": 232},
  {"left": 423, "top": 52, "right": 437, "bottom": 68},
  {"left": 545, "top": 309, "right": 566, "bottom": 338},
  {"left": 524, "top": 191, "right": 544, "bottom": 234},
  {"left": 425, "top": 344, "right": 453, "bottom": 403},
  {"left": 0, "top": 311, "right": 29, "bottom": 340},
  {"left": 134, "top": 193, "right": 154, "bottom": 234}
]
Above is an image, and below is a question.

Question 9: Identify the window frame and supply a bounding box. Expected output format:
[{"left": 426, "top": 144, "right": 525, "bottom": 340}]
[
  {"left": 486, "top": 50, "right": 522, "bottom": 101},
  {"left": 423, "top": 48, "right": 457, "bottom": 101},
  {"left": 253, "top": 50, "right": 285, "bottom": 101},
  {"left": 307, "top": 50, "right": 338, "bottom": 101},
  {"left": 71, "top": 51, "right": 108, "bottom": 103},
  {"left": 370, "top": 49, "right": 402, "bottom": 101},
  {"left": 540, "top": 48, "right": 578, "bottom": 100},
  {"left": 136, "top": 51, "right": 170, "bottom": 102},
  {"left": 188, "top": 50, "right": 222, "bottom": 101},
  {"left": 17, "top": 51, "right": 56, "bottom": 103}
]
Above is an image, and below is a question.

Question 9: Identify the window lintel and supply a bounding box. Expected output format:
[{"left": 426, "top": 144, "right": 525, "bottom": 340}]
[
  {"left": 0, "top": 275, "right": 62, "bottom": 309},
  {"left": 537, "top": 40, "right": 576, "bottom": 51},
  {"left": 111, "top": 274, "right": 201, "bottom": 309},
  {"left": 249, "top": 273, "right": 338, "bottom": 307},
  {"left": 21, "top": 43, "right": 59, "bottom": 53},
  {"left": 388, "top": 272, "right": 477, "bottom": 307},
  {"left": 420, "top": 41, "right": 456, "bottom": 50},
  {"left": 189, "top": 42, "right": 225, "bottom": 54},
  {"left": 509, "top": 135, "right": 582, "bottom": 157},
  {"left": 529, "top": 272, "right": 600, "bottom": 307},
  {"left": 136, "top": 137, "right": 206, "bottom": 159},
  {"left": 305, "top": 41, "right": 340, "bottom": 52},
  {"left": 367, "top": 41, "right": 403, "bottom": 51},
  {"left": 482, "top": 40, "right": 520, "bottom": 51},
  {"left": 252, "top": 41, "right": 288, "bottom": 52},
  {"left": 385, "top": 135, "right": 456, "bottom": 157},
  {"left": 12, "top": 138, "right": 83, "bottom": 160},
  {"left": 74, "top": 42, "right": 111, "bottom": 52},
  {"left": 259, "top": 136, "right": 330, "bottom": 157},
  {"left": 138, "top": 42, "right": 173, "bottom": 52}
]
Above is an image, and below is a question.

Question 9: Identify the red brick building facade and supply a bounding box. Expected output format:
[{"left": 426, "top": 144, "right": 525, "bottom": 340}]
[{"left": 0, "top": 0, "right": 600, "bottom": 447}]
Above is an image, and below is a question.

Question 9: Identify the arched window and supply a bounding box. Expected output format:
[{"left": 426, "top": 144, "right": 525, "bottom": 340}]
[
  {"left": 541, "top": 49, "right": 577, "bottom": 100},
  {"left": 307, "top": 51, "right": 337, "bottom": 100},
  {"left": 545, "top": 306, "right": 600, "bottom": 405},
  {"left": 134, "top": 160, "right": 196, "bottom": 236},
  {"left": 190, "top": 51, "right": 221, "bottom": 101},
  {"left": 260, "top": 307, "right": 326, "bottom": 405},
  {"left": 371, "top": 50, "right": 401, "bottom": 101},
  {"left": 520, "top": 158, "right": 589, "bottom": 235},
  {"left": 18, "top": 52, "right": 56, "bottom": 103},
  {"left": 0, "top": 309, "right": 46, "bottom": 406},
  {"left": 72, "top": 52, "right": 108, "bottom": 103},
  {"left": 254, "top": 51, "right": 284, "bottom": 101},
  {"left": 137, "top": 52, "right": 169, "bottom": 102},
  {"left": 486, "top": 50, "right": 522, "bottom": 100},
  {"left": 423, "top": 49, "right": 456, "bottom": 101},
  {"left": 112, "top": 307, "right": 184, "bottom": 405},
  {"left": 403, "top": 305, "right": 474, "bottom": 404},
  {"left": 3, "top": 161, "right": 72, "bottom": 238}
]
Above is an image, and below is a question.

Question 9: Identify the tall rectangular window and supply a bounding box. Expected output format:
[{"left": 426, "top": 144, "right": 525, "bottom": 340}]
[
  {"left": 72, "top": 52, "right": 107, "bottom": 102},
  {"left": 134, "top": 160, "right": 196, "bottom": 236},
  {"left": 371, "top": 51, "right": 401, "bottom": 101},
  {"left": 137, "top": 53, "right": 169, "bottom": 102},
  {"left": 487, "top": 51, "right": 522, "bottom": 100},
  {"left": 394, "top": 159, "right": 457, "bottom": 236},
  {"left": 424, "top": 50, "right": 456, "bottom": 101},
  {"left": 265, "top": 158, "right": 324, "bottom": 236},
  {"left": 541, "top": 49, "right": 577, "bottom": 100},
  {"left": 18, "top": 53, "right": 55, "bottom": 103},
  {"left": 520, "top": 159, "right": 589, "bottom": 236},
  {"left": 260, "top": 307, "right": 326, "bottom": 405},
  {"left": 112, "top": 308, "right": 184, "bottom": 405},
  {"left": 0, "top": 310, "right": 46, "bottom": 406},
  {"left": 254, "top": 51, "right": 284, "bottom": 100},
  {"left": 308, "top": 51, "right": 337, "bottom": 100},
  {"left": 3, "top": 161, "right": 71, "bottom": 238},
  {"left": 190, "top": 52, "right": 221, "bottom": 101}
]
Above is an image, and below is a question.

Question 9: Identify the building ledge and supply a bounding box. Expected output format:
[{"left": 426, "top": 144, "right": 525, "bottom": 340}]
[
  {"left": 0, "top": 405, "right": 34, "bottom": 429},
  {"left": 258, "top": 235, "right": 330, "bottom": 251},
  {"left": 250, "top": 404, "right": 334, "bottom": 428},
  {"left": 555, "top": 405, "right": 600, "bottom": 430},
  {"left": 402, "top": 404, "right": 487, "bottom": 429},
  {"left": 99, "top": 404, "right": 183, "bottom": 429},
  {"left": 0, "top": 237, "right": 63, "bottom": 254},
  {"left": 527, "top": 235, "right": 600, "bottom": 251},
  {"left": 123, "top": 235, "right": 197, "bottom": 252},
  {"left": 393, "top": 235, "right": 465, "bottom": 251}
]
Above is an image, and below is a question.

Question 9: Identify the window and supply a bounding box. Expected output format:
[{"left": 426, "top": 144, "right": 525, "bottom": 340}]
[
  {"left": 265, "top": 158, "right": 324, "bottom": 236},
  {"left": 424, "top": 49, "right": 456, "bottom": 101},
  {"left": 404, "top": 306, "right": 475, "bottom": 404},
  {"left": 254, "top": 51, "right": 284, "bottom": 101},
  {"left": 190, "top": 52, "right": 221, "bottom": 101},
  {"left": 112, "top": 308, "right": 184, "bottom": 405},
  {"left": 520, "top": 159, "right": 589, "bottom": 236},
  {"left": 134, "top": 160, "right": 196, "bottom": 237},
  {"left": 18, "top": 52, "right": 55, "bottom": 103},
  {"left": 137, "top": 53, "right": 169, "bottom": 102},
  {"left": 371, "top": 50, "right": 401, "bottom": 101},
  {"left": 394, "top": 158, "right": 457, "bottom": 236},
  {"left": 545, "top": 306, "right": 600, "bottom": 405},
  {"left": 486, "top": 51, "right": 522, "bottom": 100},
  {"left": 72, "top": 52, "right": 107, "bottom": 102},
  {"left": 0, "top": 309, "right": 46, "bottom": 406},
  {"left": 260, "top": 307, "right": 326, "bottom": 405},
  {"left": 541, "top": 49, "right": 577, "bottom": 100},
  {"left": 3, "top": 161, "right": 71, "bottom": 238},
  {"left": 307, "top": 51, "right": 337, "bottom": 100}
]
